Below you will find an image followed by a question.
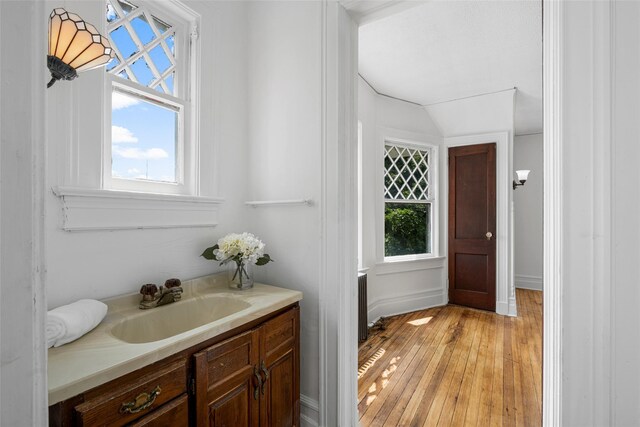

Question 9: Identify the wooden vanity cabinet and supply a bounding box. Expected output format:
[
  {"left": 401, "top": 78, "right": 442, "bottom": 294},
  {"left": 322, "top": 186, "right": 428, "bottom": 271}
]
[
  {"left": 193, "top": 306, "right": 300, "bottom": 427},
  {"left": 49, "top": 304, "right": 299, "bottom": 427}
]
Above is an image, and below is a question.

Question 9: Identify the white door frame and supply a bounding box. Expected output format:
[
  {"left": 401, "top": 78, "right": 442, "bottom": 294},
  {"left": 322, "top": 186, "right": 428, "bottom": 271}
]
[
  {"left": 0, "top": 0, "right": 48, "bottom": 424},
  {"left": 324, "top": 0, "right": 562, "bottom": 424},
  {"left": 541, "top": 0, "right": 562, "bottom": 424}
]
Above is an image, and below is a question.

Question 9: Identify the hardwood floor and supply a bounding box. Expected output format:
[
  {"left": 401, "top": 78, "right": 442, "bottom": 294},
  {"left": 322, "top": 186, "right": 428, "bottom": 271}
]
[{"left": 358, "top": 289, "right": 542, "bottom": 427}]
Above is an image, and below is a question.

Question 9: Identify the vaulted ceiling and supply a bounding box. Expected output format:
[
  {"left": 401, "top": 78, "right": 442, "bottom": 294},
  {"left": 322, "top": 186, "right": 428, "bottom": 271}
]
[{"left": 358, "top": 1, "right": 542, "bottom": 135}]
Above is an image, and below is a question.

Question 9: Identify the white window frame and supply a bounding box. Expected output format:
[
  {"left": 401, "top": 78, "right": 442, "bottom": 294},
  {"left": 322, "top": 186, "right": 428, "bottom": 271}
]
[
  {"left": 103, "top": 0, "right": 198, "bottom": 195},
  {"left": 51, "top": 1, "right": 222, "bottom": 232},
  {"left": 379, "top": 130, "right": 440, "bottom": 263}
]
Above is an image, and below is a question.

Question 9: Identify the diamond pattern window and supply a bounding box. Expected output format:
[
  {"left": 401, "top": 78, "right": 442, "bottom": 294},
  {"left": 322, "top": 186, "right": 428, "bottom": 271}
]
[
  {"left": 384, "top": 143, "right": 434, "bottom": 257},
  {"left": 104, "top": 0, "right": 196, "bottom": 194}
]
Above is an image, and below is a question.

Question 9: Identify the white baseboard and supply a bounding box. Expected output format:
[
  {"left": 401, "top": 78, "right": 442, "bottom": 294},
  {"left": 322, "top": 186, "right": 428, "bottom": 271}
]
[
  {"left": 300, "top": 394, "right": 319, "bottom": 427},
  {"left": 509, "top": 296, "right": 518, "bottom": 317},
  {"left": 496, "top": 298, "right": 518, "bottom": 317},
  {"left": 367, "top": 288, "right": 446, "bottom": 324},
  {"left": 300, "top": 414, "right": 318, "bottom": 427},
  {"left": 515, "top": 274, "right": 543, "bottom": 291},
  {"left": 496, "top": 301, "right": 508, "bottom": 316}
]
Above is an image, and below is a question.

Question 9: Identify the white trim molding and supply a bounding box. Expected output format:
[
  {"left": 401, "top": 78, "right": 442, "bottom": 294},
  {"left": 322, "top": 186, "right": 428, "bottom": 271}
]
[
  {"left": 542, "top": 0, "right": 562, "bottom": 424},
  {"left": 0, "top": 1, "right": 48, "bottom": 424},
  {"left": 53, "top": 187, "right": 223, "bottom": 231},
  {"left": 444, "top": 131, "right": 516, "bottom": 317},
  {"left": 515, "top": 274, "right": 543, "bottom": 291},
  {"left": 367, "top": 288, "right": 446, "bottom": 324},
  {"left": 375, "top": 256, "right": 445, "bottom": 276},
  {"left": 245, "top": 198, "right": 313, "bottom": 208},
  {"left": 300, "top": 394, "right": 320, "bottom": 427}
]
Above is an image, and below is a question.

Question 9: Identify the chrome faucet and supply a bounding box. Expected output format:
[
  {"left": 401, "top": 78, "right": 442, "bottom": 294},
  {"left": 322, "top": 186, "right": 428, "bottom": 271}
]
[{"left": 139, "top": 279, "right": 183, "bottom": 310}]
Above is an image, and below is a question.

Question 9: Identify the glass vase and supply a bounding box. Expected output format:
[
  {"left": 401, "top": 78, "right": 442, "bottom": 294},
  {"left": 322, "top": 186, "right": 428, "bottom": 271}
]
[{"left": 228, "top": 260, "right": 254, "bottom": 290}]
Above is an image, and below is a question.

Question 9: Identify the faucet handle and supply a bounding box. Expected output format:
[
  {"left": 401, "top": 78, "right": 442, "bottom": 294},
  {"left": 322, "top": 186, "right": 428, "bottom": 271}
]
[
  {"left": 140, "top": 283, "right": 159, "bottom": 301},
  {"left": 164, "top": 278, "right": 182, "bottom": 289}
]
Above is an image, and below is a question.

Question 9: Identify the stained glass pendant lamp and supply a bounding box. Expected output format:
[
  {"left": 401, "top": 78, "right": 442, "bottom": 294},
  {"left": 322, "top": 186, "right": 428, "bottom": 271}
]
[{"left": 47, "top": 8, "right": 115, "bottom": 88}]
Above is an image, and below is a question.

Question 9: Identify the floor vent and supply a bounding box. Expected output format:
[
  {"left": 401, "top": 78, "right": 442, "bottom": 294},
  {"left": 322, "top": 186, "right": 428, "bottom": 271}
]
[{"left": 358, "top": 273, "right": 368, "bottom": 343}]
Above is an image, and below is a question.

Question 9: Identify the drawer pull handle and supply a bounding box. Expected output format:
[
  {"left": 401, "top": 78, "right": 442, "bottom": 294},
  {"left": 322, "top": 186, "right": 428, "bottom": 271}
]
[
  {"left": 253, "top": 366, "right": 262, "bottom": 400},
  {"left": 119, "top": 386, "right": 161, "bottom": 414},
  {"left": 260, "top": 361, "right": 270, "bottom": 395}
]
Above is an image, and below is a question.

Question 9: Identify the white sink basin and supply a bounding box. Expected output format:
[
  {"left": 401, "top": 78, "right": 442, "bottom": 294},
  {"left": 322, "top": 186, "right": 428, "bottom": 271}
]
[{"left": 110, "top": 295, "right": 251, "bottom": 343}]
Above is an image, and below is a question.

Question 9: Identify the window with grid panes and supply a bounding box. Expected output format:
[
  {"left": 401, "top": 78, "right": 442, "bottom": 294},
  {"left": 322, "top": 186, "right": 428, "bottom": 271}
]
[
  {"left": 384, "top": 143, "right": 434, "bottom": 257},
  {"left": 105, "top": 0, "right": 196, "bottom": 194}
]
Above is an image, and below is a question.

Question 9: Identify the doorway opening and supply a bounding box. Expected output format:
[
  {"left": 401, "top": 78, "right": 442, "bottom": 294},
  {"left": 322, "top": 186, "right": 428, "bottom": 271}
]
[{"left": 353, "top": 1, "right": 543, "bottom": 424}]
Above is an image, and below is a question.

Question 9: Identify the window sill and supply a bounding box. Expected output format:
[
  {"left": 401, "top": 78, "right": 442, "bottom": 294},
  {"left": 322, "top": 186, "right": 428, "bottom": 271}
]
[
  {"left": 53, "top": 186, "right": 224, "bottom": 231},
  {"left": 375, "top": 256, "right": 445, "bottom": 276}
]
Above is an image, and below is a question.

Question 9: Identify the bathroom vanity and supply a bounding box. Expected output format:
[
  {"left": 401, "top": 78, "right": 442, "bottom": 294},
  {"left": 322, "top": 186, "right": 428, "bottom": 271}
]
[{"left": 47, "top": 275, "right": 302, "bottom": 427}]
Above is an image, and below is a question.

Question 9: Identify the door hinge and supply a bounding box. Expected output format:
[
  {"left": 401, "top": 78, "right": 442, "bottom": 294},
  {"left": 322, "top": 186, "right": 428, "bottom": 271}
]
[{"left": 189, "top": 377, "right": 196, "bottom": 395}]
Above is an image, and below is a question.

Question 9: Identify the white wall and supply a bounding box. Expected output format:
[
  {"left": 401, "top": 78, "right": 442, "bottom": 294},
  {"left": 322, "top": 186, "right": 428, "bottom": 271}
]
[
  {"left": 513, "top": 133, "right": 543, "bottom": 290},
  {"left": 245, "top": 2, "right": 322, "bottom": 424},
  {"left": 358, "top": 77, "right": 446, "bottom": 323},
  {"left": 611, "top": 3, "right": 640, "bottom": 422},
  {"left": 45, "top": 1, "right": 251, "bottom": 309}
]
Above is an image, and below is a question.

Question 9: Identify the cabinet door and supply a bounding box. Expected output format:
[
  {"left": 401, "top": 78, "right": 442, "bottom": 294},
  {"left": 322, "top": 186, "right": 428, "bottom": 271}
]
[
  {"left": 259, "top": 307, "right": 300, "bottom": 427},
  {"left": 193, "top": 329, "right": 260, "bottom": 427}
]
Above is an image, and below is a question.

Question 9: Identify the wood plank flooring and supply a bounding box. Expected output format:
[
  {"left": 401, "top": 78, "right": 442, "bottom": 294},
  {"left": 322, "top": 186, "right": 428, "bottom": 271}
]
[{"left": 358, "top": 289, "right": 542, "bottom": 427}]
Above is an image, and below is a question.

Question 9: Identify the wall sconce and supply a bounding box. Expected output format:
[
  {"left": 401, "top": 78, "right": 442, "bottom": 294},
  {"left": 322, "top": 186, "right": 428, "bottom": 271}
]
[
  {"left": 47, "top": 8, "right": 114, "bottom": 88},
  {"left": 513, "top": 170, "right": 530, "bottom": 190}
]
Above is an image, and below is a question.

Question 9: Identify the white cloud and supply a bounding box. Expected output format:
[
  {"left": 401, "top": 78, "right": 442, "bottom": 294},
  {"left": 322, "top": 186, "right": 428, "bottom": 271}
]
[
  {"left": 113, "top": 147, "right": 169, "bottom": 160},
  {"left": 127, "top": 168, "right": 141, "bottom": 175},
  {"left": 112, "top": 125, "right": 139, "bottom": 144},
  {"left": 112, "top": 92, "right": 140, "bottom": 110}
]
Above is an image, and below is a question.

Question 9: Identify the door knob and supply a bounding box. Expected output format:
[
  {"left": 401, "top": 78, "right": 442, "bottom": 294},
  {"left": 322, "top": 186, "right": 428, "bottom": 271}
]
[{"left": 485, "top": 232, "right": 493, "bottom": 240}]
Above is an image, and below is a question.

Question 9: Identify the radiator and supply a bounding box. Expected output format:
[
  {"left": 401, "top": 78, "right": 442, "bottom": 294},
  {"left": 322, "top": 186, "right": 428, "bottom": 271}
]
[{"left": 358, "top": 273, "right": 368, "bottom": 343}]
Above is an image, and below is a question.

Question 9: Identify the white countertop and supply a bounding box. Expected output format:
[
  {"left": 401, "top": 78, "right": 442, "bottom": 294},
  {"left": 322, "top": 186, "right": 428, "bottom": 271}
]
[{"left": 48, "top": 274, "right": 303, "bottom": 405}]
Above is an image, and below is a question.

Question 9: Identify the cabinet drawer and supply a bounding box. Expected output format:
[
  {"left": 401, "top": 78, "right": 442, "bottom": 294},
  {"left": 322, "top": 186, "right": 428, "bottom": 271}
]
[
  {"left": 129, "top": 394, "right": 189, "bottom": 427},
  {"left": 263, "top": 306, "right": 297, "bottom": 360},
  {"left": 74, "top": 360, "right": 187, "bottom": 426}
]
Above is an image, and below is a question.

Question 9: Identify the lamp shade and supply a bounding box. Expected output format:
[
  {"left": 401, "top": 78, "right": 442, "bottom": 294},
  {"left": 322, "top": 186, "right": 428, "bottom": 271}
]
[
  {"left": 47, "top": 8, "right": 114, "bottom": 88},
  {"left": 516, "top": 170, "right": 530, "bottom": 182}
]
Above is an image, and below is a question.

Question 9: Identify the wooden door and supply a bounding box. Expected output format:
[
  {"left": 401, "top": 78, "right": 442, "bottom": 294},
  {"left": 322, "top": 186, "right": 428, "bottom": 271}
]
[
  {"left": 194, "top": 329, "right": 261, "bottom": 427},
  {"left": 259, "top": 306, "right": 300, "bottom": 427},
  {"left": 448, "top": 143, "right": 497, "bottom": 311}
]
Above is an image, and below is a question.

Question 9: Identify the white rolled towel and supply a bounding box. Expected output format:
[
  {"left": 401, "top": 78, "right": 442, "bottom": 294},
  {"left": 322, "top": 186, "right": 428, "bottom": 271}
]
[{"left": 46, "top": 299, "right": 108, "bottom": 348}]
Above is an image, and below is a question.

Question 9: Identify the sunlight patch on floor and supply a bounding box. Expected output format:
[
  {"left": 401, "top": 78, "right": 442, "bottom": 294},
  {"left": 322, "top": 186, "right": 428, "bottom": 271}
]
[
  {"left": 407, "top": 316, "right": 433, "bottom": 326},
  {"left": 358, "top": 348, "right": 386, "bottom": 379}
]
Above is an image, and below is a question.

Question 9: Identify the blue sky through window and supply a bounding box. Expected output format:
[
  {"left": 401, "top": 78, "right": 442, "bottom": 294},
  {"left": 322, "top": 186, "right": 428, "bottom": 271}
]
[
  {"left": 131, "top": 15, "right": 156, "bottom": 45},
  {"left": 110, "top": 25, "right": 137, "bottom": 59},
  {"left": 149, "top": 45, "right": 171, "bottom": 74},
  {"left": 112, "top": 91, "right": 177, "bottom": 183},
  {"left": 130, "top": 57, "right": 154, "bottom": 86},
  {"left": 166, "top": 35, "right": 174, "bottom": 54}
]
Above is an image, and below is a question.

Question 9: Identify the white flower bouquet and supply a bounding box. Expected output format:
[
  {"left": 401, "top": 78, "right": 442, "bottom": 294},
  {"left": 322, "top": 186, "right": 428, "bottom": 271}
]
[{"left": 201, "top": 232, "right": 273, "bottom": 289}]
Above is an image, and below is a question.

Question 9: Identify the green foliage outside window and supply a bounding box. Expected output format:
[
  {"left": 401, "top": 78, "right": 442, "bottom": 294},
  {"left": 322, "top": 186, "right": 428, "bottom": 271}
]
[{"left": 384, "top": 203, "right": 431, "bottom": 257}]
